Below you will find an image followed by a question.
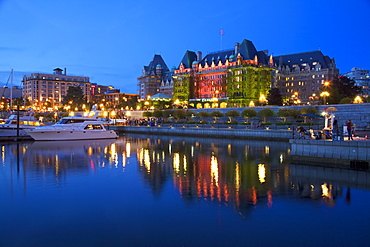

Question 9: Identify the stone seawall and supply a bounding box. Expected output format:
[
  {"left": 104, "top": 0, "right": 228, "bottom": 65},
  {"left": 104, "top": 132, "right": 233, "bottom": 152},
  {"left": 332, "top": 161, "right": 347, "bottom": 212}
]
[
  {"left": 114, "top": 126, "right": 293, "bottom": 141},
  {"left": 290, "top": 139, "right": 370, "bottom": 168}
]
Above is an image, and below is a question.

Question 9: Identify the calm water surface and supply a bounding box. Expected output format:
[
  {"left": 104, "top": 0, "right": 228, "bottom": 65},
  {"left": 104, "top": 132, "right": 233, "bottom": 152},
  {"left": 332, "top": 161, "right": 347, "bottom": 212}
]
[{"left": 0, "top": 134, "right": 369, "bottom": 247}]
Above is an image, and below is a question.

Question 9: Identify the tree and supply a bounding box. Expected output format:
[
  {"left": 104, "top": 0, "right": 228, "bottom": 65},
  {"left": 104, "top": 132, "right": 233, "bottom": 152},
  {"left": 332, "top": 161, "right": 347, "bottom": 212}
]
[
  {"left": 211, "top": 111, "right": 224, "bottom": 122},
  {"left": 299, "top": 107, "right": 318, "bottom": 114},
  {"left": 142, "top": 111, "right": 153, "bottom": 118},
  {"left": 61, "top": 86, "right": 86, "bottom": 109},
  {"left": 152, "top": 110, "right": 163, "bottom": 118},
  {"left": 327, "top": 76, "right": 362, "bottom": 104},
  {"left": 185, "top": 110, "right": 196, "bottom": 121},
  {"left": 241, "top": 109, "right": 257, "bottom": 122},
  {"left": 173, "top": 109, "right": 186, "bottom": 121},
  {"left": 162, "top": 110, "right": 174, "bottom": 119},
  {"left": 257, "top": 108, "right": 274, "bottom": 122},
  {"left": 225, "top": 110, "right": 240, "bottom": 122},
  {"left": 267, "top": 87, "right": 283, "bottom": 106},
  {"left": 277, "top": 108, "right": 298, "bottom": 122},
  {"left": 197, "top": 111, "right": 211, "bottom": 122}
]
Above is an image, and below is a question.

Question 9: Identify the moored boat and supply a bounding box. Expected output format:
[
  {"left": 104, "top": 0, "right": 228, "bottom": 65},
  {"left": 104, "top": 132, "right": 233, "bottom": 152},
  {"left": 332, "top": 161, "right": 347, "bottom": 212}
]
[
  {"left": 0, "top": 112, "right": 42, "bottom": 137},
  {"left": 27, "top": 115, "right": 118, "bottom": 141}
]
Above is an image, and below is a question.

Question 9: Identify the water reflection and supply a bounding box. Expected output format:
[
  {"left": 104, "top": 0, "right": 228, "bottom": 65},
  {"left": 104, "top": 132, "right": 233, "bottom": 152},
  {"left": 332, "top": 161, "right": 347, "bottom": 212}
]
[
  {"left": 130, "top": 135, "right": 293, "bottom": 217},
  {"left": 1, "top": 135, "right": 370, "bottom": 246},
  {"left": 2, "top": 135, "right": 369, "bottom": 216}
]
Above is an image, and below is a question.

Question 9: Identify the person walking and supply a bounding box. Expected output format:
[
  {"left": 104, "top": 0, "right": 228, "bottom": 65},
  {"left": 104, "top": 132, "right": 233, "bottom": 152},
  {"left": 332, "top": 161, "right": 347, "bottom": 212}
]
[
  {"left": 346, "top": 119, "right": 354, "bottom": 140},
  {"left": 333, "top": 119, "right": 339, "bottom": 140}
]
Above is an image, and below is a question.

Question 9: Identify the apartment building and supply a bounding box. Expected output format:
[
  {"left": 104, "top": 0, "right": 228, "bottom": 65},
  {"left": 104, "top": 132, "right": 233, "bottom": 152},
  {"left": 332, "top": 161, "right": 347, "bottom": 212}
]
[{"left": 343, "top": 67, "right": 370, "bottom": 98}]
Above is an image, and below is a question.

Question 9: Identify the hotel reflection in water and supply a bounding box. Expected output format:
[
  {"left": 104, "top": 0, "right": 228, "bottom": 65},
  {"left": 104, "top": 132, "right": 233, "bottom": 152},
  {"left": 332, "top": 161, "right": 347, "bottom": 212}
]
[{"left": 3, "top": 136, "right": 344, "bottom": 215}]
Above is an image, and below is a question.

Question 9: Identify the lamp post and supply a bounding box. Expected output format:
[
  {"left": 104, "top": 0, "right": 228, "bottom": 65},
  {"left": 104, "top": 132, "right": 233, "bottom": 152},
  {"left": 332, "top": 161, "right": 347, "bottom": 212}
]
[{"left": 320, "top": 91, "right": 330, "bottom": 105}]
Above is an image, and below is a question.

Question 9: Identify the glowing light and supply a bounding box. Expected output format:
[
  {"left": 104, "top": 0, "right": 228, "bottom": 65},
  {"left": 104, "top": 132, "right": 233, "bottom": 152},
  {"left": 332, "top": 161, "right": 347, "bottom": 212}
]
[
  {"left": 235, "top": 162, "right": 240, "bottom": 191},
  {"left": 143, "top": 149, "right": 151, "bottom": 173},
  {"left": 249, "top": 101, "right": 255, "bottom": 107},
  {"left": 126, "top": 142, "right": 131, "bottom": 157},
  {"left": 122, "top": 152, "right": 126, "bottom": 169},
  {"left": 258, "top": 163, "right": 266, "bottom": 183},
  {"left": 183, "top": 155, "right": 187, "bottom": 174},
  {"left": 211, "top": 154, "right": 219, "bottom": 186},
  {"left": 321, "top": 183, "right": 330, "bottom": 198},
  {"left": 259, "top": 94, "right": 267, "bottom": 104},
  {"left": 173, "top": 153, "right": 180, "bottom": 174},
  {"left": 354, "top": 95, "right": 363, "bottom": 104}
]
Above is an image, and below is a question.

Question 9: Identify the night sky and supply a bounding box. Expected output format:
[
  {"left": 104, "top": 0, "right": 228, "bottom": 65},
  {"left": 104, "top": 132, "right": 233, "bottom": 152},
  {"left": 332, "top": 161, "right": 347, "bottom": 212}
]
[{"left": 1, "top": 0, "right": 369, "bottom": 93}]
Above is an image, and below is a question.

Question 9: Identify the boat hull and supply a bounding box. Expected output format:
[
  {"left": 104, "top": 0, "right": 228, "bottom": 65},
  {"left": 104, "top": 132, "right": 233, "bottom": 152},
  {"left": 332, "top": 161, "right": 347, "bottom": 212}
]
[{"left": 27, "top": 129, "right": 118, "bottom": 141}]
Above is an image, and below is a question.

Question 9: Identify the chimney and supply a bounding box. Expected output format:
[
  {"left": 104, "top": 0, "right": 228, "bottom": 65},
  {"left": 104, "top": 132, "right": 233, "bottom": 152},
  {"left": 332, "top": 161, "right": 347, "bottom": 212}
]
[
  {"left": 234, "top": 43, "right": 240, "bottom": 55},
  {"left": 197, "top": 51, "right": 202, "bottom": 62},
  {"left": 64, "top": 68, "right": 67, "bottom": 75}
]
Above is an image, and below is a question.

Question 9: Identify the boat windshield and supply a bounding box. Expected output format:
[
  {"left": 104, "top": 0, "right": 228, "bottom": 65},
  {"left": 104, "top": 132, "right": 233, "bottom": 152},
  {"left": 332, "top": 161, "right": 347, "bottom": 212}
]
[{"left": 57, "top": 119, "right": 92, "bottom": 124}]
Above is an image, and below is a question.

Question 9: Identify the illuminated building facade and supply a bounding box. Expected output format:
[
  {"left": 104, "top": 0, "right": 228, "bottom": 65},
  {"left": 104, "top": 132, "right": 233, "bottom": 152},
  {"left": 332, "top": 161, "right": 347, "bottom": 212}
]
[
  {"left": 173, "top": 39, "right": 275, "bottom": 108},
  {"left": 274, "top": 51, "right": 339, "bottom": 104},
  {"left": 94, "top": 90, "right": 138, "bottom": 110},
  {"left": 22, "top": 68, "right": 91, "bottom": 109},
  {"left": 137, "top": 54, "right": 173, "bottom": 100}
]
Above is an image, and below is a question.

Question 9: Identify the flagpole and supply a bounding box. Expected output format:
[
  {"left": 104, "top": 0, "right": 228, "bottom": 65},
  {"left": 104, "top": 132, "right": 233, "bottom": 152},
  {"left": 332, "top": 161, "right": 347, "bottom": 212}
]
[
  {"left": 220, "top": 28, "right": 224, "bottom": 50},
  {"left": 10, "top": 69, "right": 13, "bottom": 109}
]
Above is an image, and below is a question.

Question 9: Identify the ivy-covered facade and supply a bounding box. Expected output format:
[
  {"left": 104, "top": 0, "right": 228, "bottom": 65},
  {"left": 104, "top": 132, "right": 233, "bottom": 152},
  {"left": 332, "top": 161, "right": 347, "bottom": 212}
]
[
  {"left": 227, "top": 65, "right": 274, "bottom": 107},
  {"left": 173, "top": 39, "right": 275, "bottom": 108}
]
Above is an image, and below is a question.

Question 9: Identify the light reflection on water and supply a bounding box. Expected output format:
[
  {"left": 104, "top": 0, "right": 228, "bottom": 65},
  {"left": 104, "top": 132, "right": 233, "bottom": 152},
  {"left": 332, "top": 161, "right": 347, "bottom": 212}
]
[{"left": 0, "top": 134, "right": 369, "bottom": 247}]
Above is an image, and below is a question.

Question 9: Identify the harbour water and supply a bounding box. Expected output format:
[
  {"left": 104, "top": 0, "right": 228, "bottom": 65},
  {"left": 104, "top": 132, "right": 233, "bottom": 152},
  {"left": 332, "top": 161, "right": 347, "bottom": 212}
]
[{"left": 0, "top": 134, "right": 369, "bottom": 247}]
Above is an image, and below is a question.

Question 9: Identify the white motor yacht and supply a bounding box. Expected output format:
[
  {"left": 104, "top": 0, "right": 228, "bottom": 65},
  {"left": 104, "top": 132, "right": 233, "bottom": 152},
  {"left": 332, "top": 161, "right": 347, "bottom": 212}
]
[
  {"left": 0, "top": 112, "right": 42, "bottom": 137},
  {"left": 27, "top": 115, "right": 118, "bottom": 141}
]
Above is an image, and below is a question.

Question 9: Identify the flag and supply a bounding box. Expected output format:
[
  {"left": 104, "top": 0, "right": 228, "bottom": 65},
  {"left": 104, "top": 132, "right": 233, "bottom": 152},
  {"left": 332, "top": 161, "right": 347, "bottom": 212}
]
[{"left": 220, "top": 28, "right": 224, "bottom": 35}]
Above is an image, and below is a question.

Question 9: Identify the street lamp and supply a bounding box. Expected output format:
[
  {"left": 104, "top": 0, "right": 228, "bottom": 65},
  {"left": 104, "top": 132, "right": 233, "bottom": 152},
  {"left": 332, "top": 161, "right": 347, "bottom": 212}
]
[
  {"left": 354, "top": 95, "right": 363, "bottom": 104},
  {"left": 259, "top": 94, "right": 267, "bottom": 106},
  {"left": 320, "top": 91, "right": 330, "bottom": 105}
]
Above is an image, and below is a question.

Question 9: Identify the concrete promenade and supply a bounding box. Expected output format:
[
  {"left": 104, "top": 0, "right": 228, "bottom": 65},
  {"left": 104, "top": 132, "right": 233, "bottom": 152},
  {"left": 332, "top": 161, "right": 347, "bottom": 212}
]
[
  {"left": 290, "top": 138, "right": 370, "bottom": 167},
  {"left": 113, "top": 125, "right": 294, "bottom": 141}
]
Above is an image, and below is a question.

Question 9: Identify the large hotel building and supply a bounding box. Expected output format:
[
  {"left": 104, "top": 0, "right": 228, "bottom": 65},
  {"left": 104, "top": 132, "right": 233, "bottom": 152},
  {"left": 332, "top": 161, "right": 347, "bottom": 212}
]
[{"left": 138, "top": 39, "right": 340, "bottom": 106}]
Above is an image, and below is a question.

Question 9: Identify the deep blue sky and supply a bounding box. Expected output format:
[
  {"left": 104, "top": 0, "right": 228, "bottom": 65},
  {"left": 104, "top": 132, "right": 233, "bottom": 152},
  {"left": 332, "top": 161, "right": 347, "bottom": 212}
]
[{"left": 1, "top": 0, "right": 369, "bottom": 94}]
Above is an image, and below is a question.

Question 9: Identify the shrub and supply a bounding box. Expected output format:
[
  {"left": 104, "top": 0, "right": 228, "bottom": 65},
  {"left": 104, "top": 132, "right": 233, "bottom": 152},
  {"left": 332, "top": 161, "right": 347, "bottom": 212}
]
[
  {"left": 340, "top": 97, "right": 352, "bottom": 104},
  {"left": 225, "top": 121, "right": 238, "bottom": 125},
  {"left": 276, "top": 122, "right": 292, "bottom": 125}
]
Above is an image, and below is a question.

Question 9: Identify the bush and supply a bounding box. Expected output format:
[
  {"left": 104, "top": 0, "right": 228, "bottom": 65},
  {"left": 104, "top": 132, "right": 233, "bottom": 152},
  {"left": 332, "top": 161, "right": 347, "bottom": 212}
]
[
  {"left": 225, "top": 121, "right": 238, "bottom": 125},
  {"left": 340, "top": 97, "right": 352, "bottom": 104},
  {"left": 276, "top": 122, "right": 292, "bottom": 125},
  {"left": 240, "top": 122, "right": 251, "bottom": 125}
]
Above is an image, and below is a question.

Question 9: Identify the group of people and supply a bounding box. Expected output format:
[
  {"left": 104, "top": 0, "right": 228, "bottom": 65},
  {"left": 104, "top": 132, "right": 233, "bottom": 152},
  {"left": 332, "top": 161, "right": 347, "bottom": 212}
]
[{"left": 296, "top": 119, "right": 355, "bottom": 140}]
